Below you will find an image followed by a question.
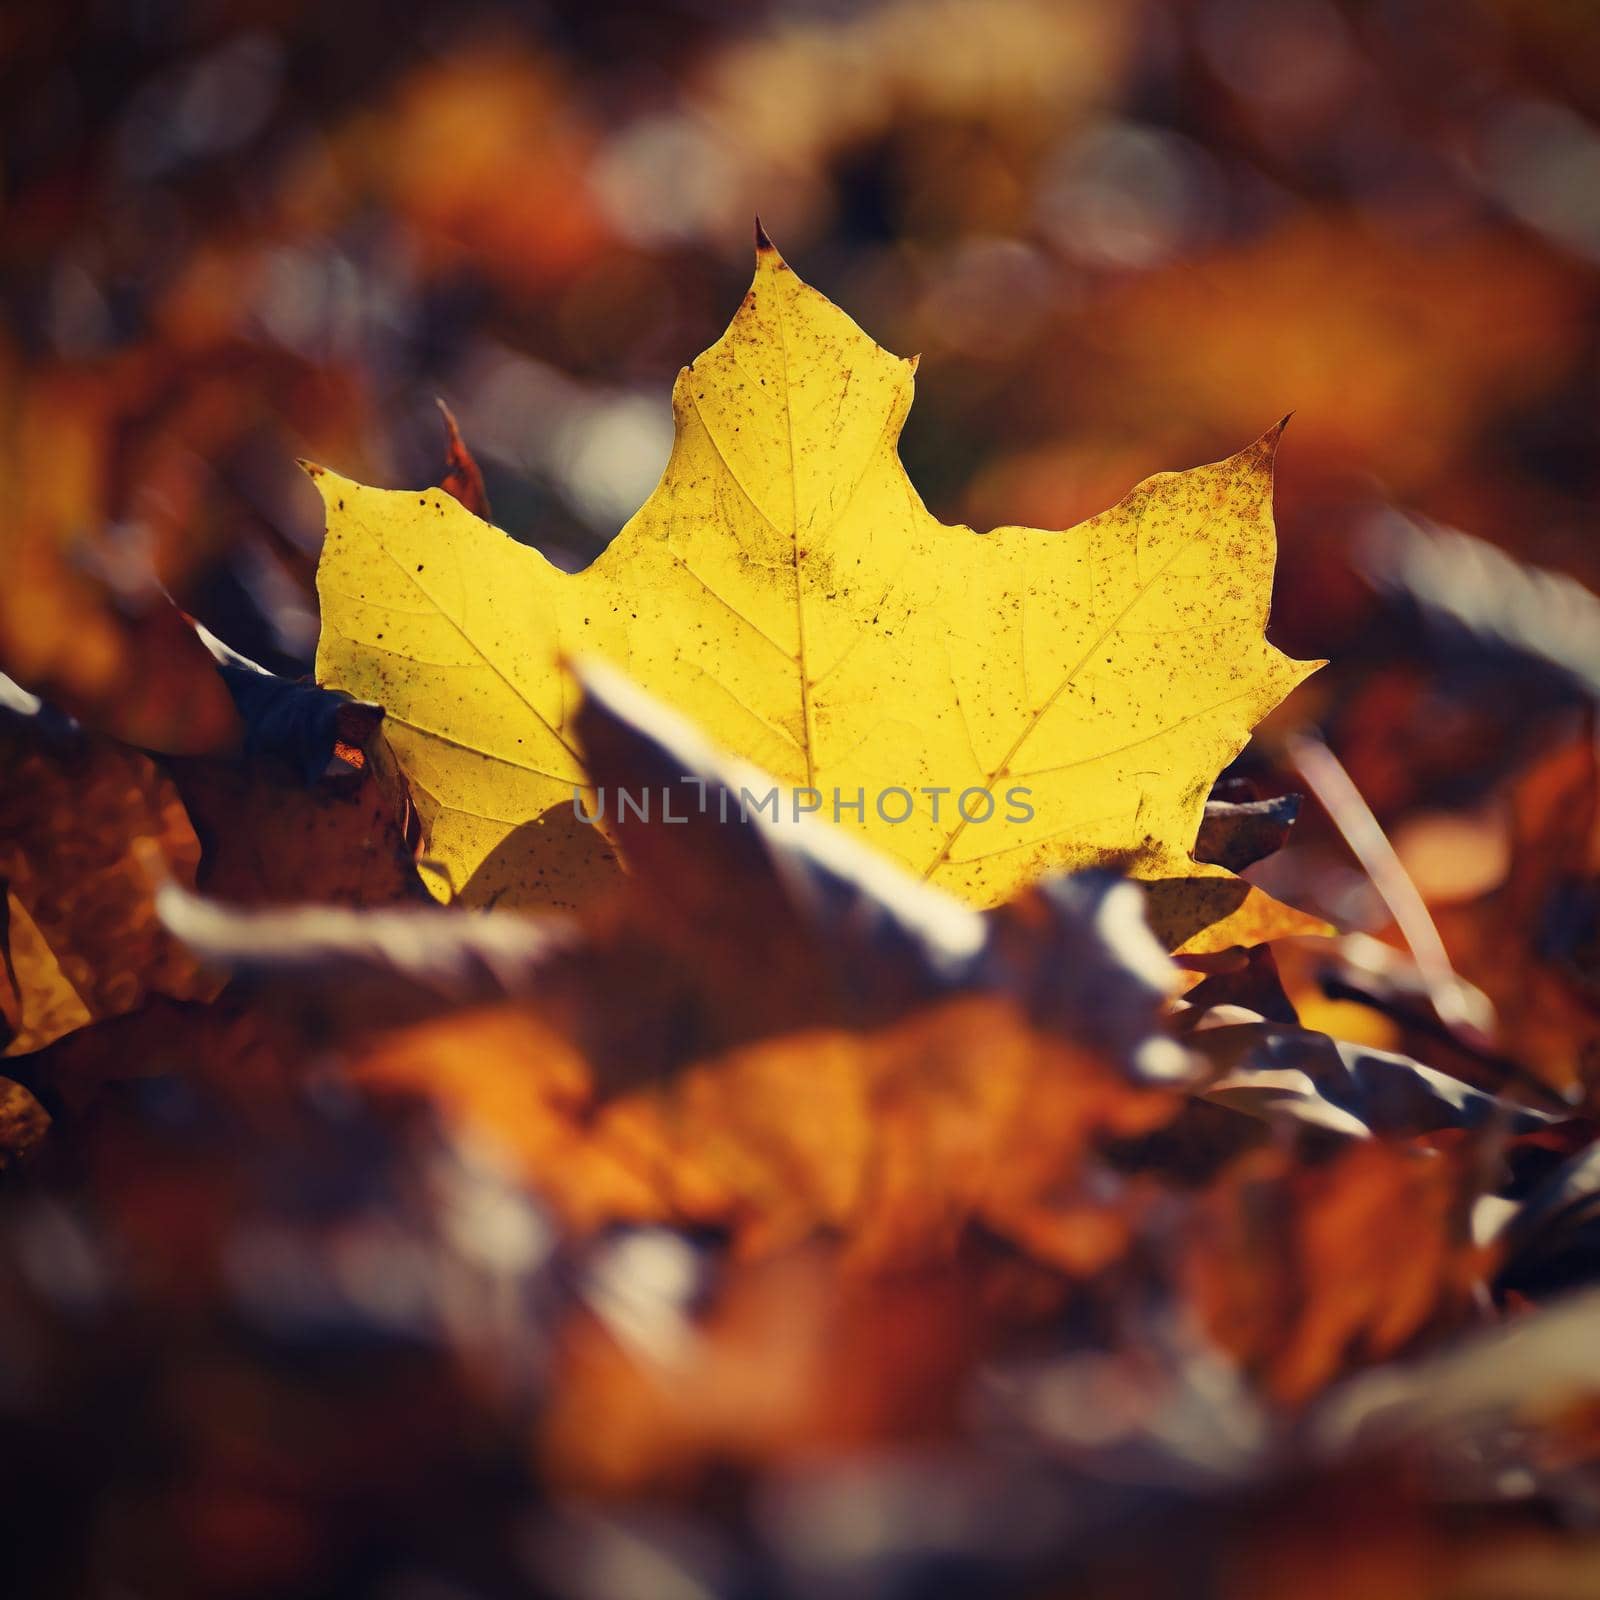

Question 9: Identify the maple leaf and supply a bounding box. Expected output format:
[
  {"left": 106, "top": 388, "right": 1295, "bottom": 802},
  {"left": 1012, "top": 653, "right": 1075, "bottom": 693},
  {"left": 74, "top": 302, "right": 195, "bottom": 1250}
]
[{"left": 311, "top": 235, "right": 1322, "bottom": 952}]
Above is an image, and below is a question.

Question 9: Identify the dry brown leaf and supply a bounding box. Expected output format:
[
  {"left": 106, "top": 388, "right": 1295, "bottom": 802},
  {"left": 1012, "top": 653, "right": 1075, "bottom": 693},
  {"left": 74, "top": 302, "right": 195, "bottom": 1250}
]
[
  {"left": 1429, "top": 729, "right": 1600, "bottom": 1101},
  {"left": 0, "top": 701, "right": 218, "bottom": 1056},
  {"left": 354, "top": 993, "right": 1172, "bottom": 1268},
  {"left": 1184, "top": 1142, "right": 1480, "bottom": 1405}
]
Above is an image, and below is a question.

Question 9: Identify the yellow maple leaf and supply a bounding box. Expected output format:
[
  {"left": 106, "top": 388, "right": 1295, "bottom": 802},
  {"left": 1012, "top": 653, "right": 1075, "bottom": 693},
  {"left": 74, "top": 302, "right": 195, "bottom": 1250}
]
[{"left": 312, "top": 234, "right": 1322, "bottom": 951}]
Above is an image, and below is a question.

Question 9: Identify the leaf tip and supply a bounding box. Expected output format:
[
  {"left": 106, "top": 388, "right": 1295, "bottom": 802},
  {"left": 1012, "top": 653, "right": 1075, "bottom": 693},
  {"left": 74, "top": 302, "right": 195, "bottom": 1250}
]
[
  {"left": 435, "top": 396, "right": 491, "bottom": 520},
  {"left": 752, "top": 217, "right": 792, "bottom": 272},
  {"left": 1253, "top": 416, "right": 1291, "bottom": 459},
  {"left": 1237, "top": 416, "right": 1292, "bottom": 477}
]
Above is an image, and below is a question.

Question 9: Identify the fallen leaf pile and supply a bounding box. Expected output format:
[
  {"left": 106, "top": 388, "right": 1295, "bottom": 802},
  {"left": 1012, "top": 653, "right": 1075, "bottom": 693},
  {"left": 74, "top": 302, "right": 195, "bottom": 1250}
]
[{"left": 7, "top": 239, "right": 1600, "bottom": 1600}]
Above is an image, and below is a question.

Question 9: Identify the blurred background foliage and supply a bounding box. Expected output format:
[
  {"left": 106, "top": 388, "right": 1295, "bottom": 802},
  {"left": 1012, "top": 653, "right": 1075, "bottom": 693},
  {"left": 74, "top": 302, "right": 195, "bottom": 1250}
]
[
  {"left": 9, "top": 5, "right": 1600, "bottom": 1597},
  {"left": 5, "top": 0, "right": 1599, "bottom": 689}
]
